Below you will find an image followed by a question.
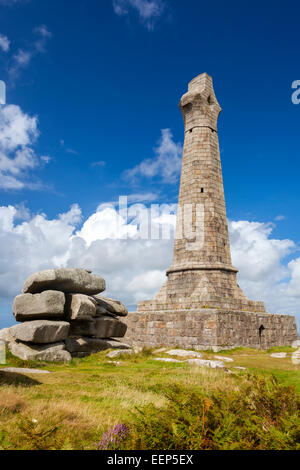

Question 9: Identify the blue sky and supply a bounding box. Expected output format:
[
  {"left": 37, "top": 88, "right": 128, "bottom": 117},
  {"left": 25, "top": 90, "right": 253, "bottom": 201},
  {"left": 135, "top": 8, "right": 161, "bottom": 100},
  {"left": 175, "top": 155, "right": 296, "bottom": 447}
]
[{"left": 0, "top": 0, "right": 300, "bottom": 330}]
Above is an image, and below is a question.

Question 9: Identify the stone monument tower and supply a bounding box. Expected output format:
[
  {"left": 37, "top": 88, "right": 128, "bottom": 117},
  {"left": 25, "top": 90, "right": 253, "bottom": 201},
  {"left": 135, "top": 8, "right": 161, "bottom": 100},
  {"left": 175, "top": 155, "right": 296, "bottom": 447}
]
[{"left": 124, "top": 73, "right": 298, "bottom": 350}]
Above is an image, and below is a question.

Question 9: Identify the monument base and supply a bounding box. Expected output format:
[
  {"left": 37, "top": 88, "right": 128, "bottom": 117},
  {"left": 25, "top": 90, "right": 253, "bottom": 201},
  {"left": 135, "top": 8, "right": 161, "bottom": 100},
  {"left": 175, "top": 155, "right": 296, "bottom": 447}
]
[{"left": 123, "top": 309, "right": 298, "bottom": 352}]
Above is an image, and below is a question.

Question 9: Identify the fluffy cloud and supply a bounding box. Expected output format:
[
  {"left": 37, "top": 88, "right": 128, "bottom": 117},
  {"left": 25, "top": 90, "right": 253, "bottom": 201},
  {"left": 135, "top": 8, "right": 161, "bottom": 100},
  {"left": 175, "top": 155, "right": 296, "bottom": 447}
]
[
  {"left": 0, "top": 0, "right": 24, "bottom": 5},
  {"left": 229, "top": 221, "right": 294, "bottom": 283},
  {"left": 113, "top": 0, "right": 166, "bottom": 30},
  {"left": 0, "top": 203, "right": 173, "bottom": 320},
  {"left": 229, "top": 220, "right": 298, "bottom": 317},
  {"left": 124, "top": 128, "right": 182, "bottom": 184},
  {"left": 0, "top": 104, "right": 38, "bottom": 149},
  {"left": 75, "top": 206, "right": 138, "bottom": 244},
  {"left": 9, "top": 24, "right": 51, "bottom": 81},
  {"left": 285, "top": 259, "right": 300, "bottom": 298},
  {"left": 0, "top": 104, "right": 48, "bottom": 189},
  {"left": 0, "top": 33, "right": 10, "bottom": 52},
  {"left": 12, "top": 49, "right": 31, "bottom": 67},
  {"left": 0, "top": 203, "right": 299, "bottom": 331},
  {"left": 34, "top": 25, "right": 51, "bottom": 37}
]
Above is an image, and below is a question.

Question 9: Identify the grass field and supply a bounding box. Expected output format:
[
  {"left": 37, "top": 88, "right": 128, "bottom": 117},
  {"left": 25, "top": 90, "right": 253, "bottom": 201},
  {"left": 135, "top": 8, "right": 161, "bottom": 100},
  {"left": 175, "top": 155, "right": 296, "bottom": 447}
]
[{"left": 0, "top": 346, "right": 299, "bottom": 450}]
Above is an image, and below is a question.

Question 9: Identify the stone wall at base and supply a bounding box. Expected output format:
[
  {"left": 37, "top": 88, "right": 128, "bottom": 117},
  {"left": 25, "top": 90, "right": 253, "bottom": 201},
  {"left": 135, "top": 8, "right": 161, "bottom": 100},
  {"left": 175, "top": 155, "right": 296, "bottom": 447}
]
[{"left": 123, "top": 310, "right": 298, "bottom": 351}]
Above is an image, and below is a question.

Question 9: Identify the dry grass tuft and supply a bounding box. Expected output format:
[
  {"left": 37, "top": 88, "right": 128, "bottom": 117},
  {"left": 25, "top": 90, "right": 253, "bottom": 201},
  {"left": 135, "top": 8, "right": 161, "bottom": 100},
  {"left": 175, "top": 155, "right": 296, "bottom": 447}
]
[{"left": 0, "top": 388, "right": 26, "bottom": 415}]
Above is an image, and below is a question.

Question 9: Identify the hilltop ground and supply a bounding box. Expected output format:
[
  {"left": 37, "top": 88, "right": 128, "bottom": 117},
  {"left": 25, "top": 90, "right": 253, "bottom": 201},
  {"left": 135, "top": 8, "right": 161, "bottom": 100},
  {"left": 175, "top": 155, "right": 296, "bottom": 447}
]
[{"left": 0, "top": 346, "right": 299, "bottom": 450}]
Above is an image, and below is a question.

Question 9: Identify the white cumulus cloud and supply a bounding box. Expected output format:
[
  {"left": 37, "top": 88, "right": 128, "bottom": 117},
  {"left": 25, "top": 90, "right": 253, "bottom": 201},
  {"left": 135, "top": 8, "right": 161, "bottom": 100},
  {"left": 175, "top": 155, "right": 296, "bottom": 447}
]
[
  {"left": 113, "top": 0, "right": 166, "bottom": 30},
  {"left": 230, "top": 220, "right": 294, "bottom": 282},
  {"left": 0, "top": 203, "right": 173, "bottom": 319},
  {"left": 0, "top": 104, "right": 38, "bottom": 150},
  {"left": 124, "top": 128, "right": 182, "bottom": 184},
  {"left": 0, "top": 104, "right": 48, "bottom": 189},
  {"left": 229, "top": 220, "right": 299, "bottom": 319},
  {"left": 285, "top": 259, "right": 300, "bottom": 298},
  {"left": 0, "top": 204, "right": 299, "bottom": 331},
  {"left": 0, "top": 33, "right": 10, "bottom": 52}
]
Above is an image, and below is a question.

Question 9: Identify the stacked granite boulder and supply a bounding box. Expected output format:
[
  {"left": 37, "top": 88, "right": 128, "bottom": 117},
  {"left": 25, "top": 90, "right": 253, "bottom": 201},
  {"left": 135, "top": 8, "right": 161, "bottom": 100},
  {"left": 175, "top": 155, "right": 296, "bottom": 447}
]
[{"left": 0, "top": 268, "right": 129, "bottom": 362}]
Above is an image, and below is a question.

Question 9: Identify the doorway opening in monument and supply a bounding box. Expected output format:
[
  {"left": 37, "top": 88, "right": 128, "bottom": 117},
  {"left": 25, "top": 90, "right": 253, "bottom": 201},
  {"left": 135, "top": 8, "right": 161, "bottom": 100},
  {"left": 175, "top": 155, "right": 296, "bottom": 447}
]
[
  {"left": 259, "top": 325, "right": 265, "bottom": 349},
  {"left": 201, "top": 188, "right": 204, "bottom": 193}
]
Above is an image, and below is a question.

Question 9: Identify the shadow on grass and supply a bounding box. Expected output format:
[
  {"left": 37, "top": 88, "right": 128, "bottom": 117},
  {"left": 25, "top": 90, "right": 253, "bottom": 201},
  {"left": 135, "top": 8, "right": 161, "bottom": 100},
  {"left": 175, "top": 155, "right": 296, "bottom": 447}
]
[{"left": 0, "top": 371, "right": 41, "bottom": 387}]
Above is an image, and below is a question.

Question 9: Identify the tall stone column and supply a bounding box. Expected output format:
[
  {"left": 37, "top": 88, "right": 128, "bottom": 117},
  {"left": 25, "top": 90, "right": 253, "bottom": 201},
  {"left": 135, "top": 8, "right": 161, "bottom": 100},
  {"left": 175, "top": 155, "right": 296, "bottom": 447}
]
[
  {"left": 171, "top": 73, "right": 233, "bottom": 271},
  {"left": 124, "top": 73, "right": 298, "bottom": 351},
  {"left": 138, "top": 73, "right": 266, "bottom": 313}
]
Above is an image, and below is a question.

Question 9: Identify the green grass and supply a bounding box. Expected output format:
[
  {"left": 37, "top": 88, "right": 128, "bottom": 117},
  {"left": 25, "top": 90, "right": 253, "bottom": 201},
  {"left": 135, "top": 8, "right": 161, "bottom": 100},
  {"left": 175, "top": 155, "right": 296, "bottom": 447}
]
[
  {"left": 267, "top": 346, "right": 299, "bottom": 353},
  {"left": 0, "top": 346, "right": 299, "bottom": 450}
]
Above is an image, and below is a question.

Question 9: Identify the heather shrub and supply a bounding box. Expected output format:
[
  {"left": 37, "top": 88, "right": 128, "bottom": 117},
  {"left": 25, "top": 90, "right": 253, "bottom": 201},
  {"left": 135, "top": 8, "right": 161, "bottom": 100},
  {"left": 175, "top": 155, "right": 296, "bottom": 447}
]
[
  {"left": 129, "top": 373, "right": 300, "bottom": 450},
  {"left": 97, "top": 424, "right": 130, "bottom": 450}
]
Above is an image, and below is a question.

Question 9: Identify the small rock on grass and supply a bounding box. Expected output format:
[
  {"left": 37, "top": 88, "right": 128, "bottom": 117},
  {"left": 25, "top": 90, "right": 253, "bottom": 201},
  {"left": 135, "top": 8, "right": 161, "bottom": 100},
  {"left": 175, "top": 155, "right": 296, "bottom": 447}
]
[
  {"left": 214, "top": 355, "right": 234, "bottom": 363},
  {"left": 106, "top": 349, "right": 133, "bottom": 358},
  {"left": 152, "top": 348, "right": 167, "bottom": 354},
  {"left": 0, "top": 367, "right": 50, "bottom": 374},
  {"left": 154, "top": 358, "right": 182, "bottom": 363},
  {"left": 186, "top": 359, "right": 224, "bottom": 369},
  {"left": 270, "top": 352, "right": 287, "bottom": 358},
  {"left": 291, "top": 350, "right": 300, "bottom": 365},
  {"left": 166, "top": 349, "right": 202, "bottom": 358}
]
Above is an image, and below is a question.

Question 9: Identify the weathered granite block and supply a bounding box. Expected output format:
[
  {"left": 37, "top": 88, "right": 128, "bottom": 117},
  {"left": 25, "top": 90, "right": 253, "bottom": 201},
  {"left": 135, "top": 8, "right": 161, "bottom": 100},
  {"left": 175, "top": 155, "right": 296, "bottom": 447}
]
[
  {"left": 65, "top": 337, "right": 130, "bottom": 354},
  {"left": 94, "top": 317, "right": 127, "bottom": 338},
  {"left": 69, "top": 320, "right": 96, "bottom": 337},
  {"left": 23, "top": 268, "right": 105, "bottom": 295},
  {"left": 13, "top": 291, "right": 65, "bottom": 322},
  {"left": 8, "top": 340, "right": 71, "bottom": 362},
  {"left": 10, "top": 320, "right": 70, "bottom": 344},
  {"left": 65, "top": 294, "right": 97, "bottom": 321},
  {"left": 92, "top": 295, "right": 128, "bottom": 317}
]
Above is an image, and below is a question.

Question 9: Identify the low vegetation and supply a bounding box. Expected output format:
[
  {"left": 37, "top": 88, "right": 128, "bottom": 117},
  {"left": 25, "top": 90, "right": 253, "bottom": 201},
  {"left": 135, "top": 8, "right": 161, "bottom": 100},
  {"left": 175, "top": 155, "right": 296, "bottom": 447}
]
[{"left": 0, "top": 346, "right": 299, "bottom": 450}]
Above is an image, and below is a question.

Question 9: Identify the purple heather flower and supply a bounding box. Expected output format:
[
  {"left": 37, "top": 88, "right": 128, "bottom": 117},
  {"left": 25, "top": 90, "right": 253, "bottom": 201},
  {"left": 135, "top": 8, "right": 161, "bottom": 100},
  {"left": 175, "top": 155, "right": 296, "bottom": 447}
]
[{"left": 97, "top": 423, "right": 130, "bottom": 450}]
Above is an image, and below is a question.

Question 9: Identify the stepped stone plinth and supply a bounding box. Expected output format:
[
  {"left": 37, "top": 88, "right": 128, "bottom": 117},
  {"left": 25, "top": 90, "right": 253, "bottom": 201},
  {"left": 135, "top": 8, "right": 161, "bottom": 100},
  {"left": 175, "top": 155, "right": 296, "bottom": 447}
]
[{"left": 124, "top": 73, "right": 298, "bottom": 350}]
